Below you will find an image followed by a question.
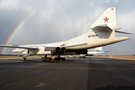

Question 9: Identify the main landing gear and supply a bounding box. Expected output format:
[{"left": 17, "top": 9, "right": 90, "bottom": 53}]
[
  {"left": 22, "top": 55, "right": 27, "bottom": 60},
  {"left": 41, "top": 55, "right": 52, "bottom": 61},
  {"left": 41, "top": 55, "right": 65, "bottom": 62},
  {"left": 55, "top": 54, "right": 65, "bottom": 61},
  {"left": 22, "top": 57, "right": 27, "bottom": 60}
]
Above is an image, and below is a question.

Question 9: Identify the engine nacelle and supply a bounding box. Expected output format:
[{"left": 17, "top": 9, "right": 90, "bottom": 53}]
[{"left": 45, "top": 47, "right": 66, "bottom": 54}]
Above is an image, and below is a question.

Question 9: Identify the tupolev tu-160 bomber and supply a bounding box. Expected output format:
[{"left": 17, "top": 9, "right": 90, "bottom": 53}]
[{"left": 0, "top": 7, "right": 131, "bottom": 61}]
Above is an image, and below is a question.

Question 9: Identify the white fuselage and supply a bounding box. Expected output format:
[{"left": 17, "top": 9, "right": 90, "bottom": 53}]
[{"left": 12, "top": 33, "right": 130, "bottom": 55}]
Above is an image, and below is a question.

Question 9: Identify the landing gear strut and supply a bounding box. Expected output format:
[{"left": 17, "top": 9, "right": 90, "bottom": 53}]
[
  {"left": 22, "top": 54, "right": 27, "bottom": 60},
  {"left": 54, "top": 54, "right": 65, "bottom": 61}
]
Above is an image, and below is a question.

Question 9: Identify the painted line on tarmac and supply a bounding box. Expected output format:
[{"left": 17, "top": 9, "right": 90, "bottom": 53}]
[{"left": 30, "top": 66, "right": 135, "bottom": 71}]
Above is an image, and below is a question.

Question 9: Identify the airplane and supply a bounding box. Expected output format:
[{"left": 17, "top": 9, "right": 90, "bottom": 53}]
[
  {"left": 0, "top": 7, "right": 131, "bottom": 61},
  {"left": 87, "top": 47, "right": 104, "bottom": 56},
  {"left": 79, "top": 47, "right": 105, "bottom": 58}
]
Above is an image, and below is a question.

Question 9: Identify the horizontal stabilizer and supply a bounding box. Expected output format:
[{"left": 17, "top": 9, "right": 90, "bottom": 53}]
[
  {"left": 115, "top": 30, "right": 133, "bottom": 35},
  {"left": 111, "top": 26, "right": 122, "bottom": 30},
  {"left": 0, "top": 45, "right": 38, "bottom": 50},
  {"left": 91, "top": 26, "right": 132, "bottom": 35}
]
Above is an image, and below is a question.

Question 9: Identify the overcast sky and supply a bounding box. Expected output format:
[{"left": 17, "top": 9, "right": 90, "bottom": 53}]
[{"left": 0, "top": 0, "right": 135, "bottom": 55}]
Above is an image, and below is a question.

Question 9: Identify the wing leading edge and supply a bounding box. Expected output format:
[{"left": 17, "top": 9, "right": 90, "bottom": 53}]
[{"left": 0, "top": 45, "right": 38, "bottom": 50}]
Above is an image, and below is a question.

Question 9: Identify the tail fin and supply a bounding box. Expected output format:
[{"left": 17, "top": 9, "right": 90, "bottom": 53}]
[
  {"left": 90, "top": 7, "right": 116, "bottom": 28},
  {"left": 89, "top": 7, "right": 119, "bottom": 38}
]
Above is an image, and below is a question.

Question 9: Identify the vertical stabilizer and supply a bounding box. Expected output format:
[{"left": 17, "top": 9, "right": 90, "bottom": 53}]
[
  {"left": 90, "top": 7, "right": 116, "bottom": 28},
  {"left": 89, "top": 7, "right": 117, "bottom": 38}
]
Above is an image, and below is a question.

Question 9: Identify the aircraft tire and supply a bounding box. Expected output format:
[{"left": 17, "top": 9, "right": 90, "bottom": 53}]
[
  {"left": 41, "top": 57, "right": 44, "bottom": 61},
  {"left": 22, "top": 57, "right": 27, "bottom": 60},
  {"left": 62, "top": 58, "right": 65, "bottom": 61},
  {"left": 59, "top": 59, "right": 62, "bottom": 61},
  {"left": 49, "top": 58, "right": 52, "bottom": 60},
  {"left": 46, "top": 58, "right": 50, "bottom": 61},
  {"left": 54, "top": 58, "right": 58, "bottom": 60}
]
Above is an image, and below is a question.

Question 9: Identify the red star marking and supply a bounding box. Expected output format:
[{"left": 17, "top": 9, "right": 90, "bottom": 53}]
[
  {"left": 111, "top": 8, "right": 114, "bottom": 10},
  {"left": 104, "top": 17, "right": 109, "bottom": 22}
]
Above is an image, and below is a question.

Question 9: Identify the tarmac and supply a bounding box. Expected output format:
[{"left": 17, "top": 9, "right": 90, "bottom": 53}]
[{"left": 0, "top": 57, "right": 135, "bottom": 90}]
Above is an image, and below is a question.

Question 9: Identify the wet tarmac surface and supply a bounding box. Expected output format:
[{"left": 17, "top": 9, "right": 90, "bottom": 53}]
[{"left": 0, "top": 57, "right": 135, "bottom": 90}]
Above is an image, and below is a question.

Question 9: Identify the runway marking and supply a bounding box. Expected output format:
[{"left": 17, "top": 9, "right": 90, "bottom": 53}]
[
  {"left": 97, "top": 56, "right": 135, "bottom": 61},
  {"left": 0, "top": 65, "right": 135, "bottom": 71},
  {"left": 28, "top": 66, "right": 135, "bottom": 71}
]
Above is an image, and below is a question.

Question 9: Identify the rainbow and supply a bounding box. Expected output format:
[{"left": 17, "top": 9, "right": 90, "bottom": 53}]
[{"left": 1, "top": 11, "right": 36, "bottom": 54}]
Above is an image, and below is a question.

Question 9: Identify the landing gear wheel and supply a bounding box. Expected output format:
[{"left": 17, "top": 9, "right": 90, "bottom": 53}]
[
  {"left": 41, "top": 57, "right": 44, "bottom": 61},
  {"left": 62, "top": 58, "right": 65, "bottom": 61},
  {"left": 54, "top": 58, "right": 58, "bottom": 60},
  {"left": 46, "top": 58, "right": 50, "bottom": 61},
  {"left": 59, "top": 59, "right": 62, "bottom": 61},
  {"left": 22, "top": 57, "right": 27, "bottom": 60},
  {"left": 49, "top": 58, "right": 52, "bottom": 61},
  {"left": 41, "top": 55, "right": 47, "bottom": 61},
  {"left": 54, "top": 58, "right": 65, "bottom": 61}
]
